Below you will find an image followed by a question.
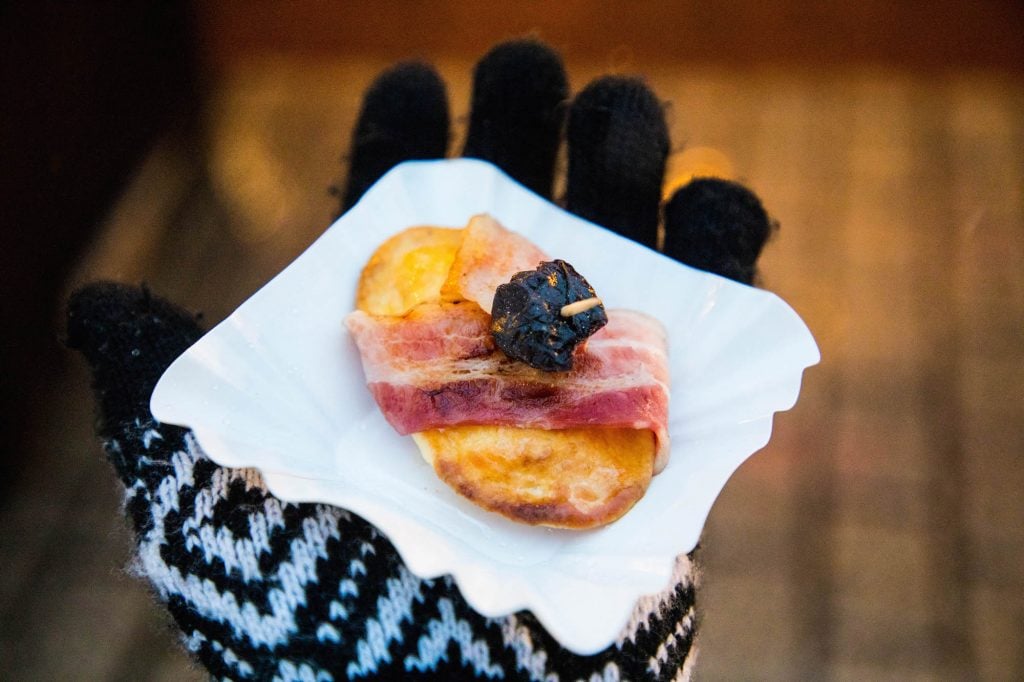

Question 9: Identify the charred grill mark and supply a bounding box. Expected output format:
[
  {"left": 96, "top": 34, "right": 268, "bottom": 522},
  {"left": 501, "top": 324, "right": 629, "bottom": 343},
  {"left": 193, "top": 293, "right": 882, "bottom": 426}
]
[
  {"left": 499, "top": 382, "right": 559, "bottom": 404},
  {"left": 423, "top": 380, "right": 486, "bottom": 414},
  {"left": 503, "top": 501, "right": 565, "bottom": 526},
  {"left": 456, "top": 339, "right": 495, "bottom": 360}
]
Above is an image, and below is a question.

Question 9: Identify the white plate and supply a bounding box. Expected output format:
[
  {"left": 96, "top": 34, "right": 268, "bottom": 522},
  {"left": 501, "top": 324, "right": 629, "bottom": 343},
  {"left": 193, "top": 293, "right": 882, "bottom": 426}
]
[{"left": 151, "top": 158, "right": 819, "bottom": 654}]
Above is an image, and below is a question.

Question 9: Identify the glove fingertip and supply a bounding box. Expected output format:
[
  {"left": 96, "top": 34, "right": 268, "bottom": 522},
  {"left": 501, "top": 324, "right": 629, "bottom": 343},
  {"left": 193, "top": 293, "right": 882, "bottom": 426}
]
[
  {"left": 566, "top": 75, "right": 669, "bottom": 249},
  {"left": 341, "top": 61, "right": 450, "bottom": 213},
  {"left": 663, "top": 178, "right": 777, "bottom": 285},
  {"left": 463, "top": 38, "right": 569, "bottom": 199}
]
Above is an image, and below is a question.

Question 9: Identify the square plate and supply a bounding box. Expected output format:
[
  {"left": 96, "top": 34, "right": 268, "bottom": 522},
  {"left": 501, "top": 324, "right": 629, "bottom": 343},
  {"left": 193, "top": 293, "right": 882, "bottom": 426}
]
[{"left": 151, "top": 158, "right": 819, "bottom": 654}]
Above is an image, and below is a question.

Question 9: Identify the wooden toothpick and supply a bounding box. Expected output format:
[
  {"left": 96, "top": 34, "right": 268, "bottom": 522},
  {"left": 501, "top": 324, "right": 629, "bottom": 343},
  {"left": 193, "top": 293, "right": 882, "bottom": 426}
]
[{"left": 560, "top": 297, "right": 603, "bottom": 317}]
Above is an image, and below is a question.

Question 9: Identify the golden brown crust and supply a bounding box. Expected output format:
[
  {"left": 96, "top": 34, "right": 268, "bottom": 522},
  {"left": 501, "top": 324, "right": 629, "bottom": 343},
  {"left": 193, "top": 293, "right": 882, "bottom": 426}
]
[
  {"left": 412, "top": 426, "right": 655, "bottom": 529},
  {"left": 356, "top": 226, "right": 465, "bottom": 316}
]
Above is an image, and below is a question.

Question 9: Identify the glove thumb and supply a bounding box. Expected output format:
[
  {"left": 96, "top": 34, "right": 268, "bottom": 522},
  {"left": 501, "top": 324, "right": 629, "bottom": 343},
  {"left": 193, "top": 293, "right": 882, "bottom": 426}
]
[{"left": 66, "top": 282, "right": 203, "bottom": 481}]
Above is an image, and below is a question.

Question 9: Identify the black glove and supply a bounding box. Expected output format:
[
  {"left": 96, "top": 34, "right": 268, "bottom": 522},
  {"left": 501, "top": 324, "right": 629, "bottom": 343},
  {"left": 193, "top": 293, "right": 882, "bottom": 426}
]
[{"left": 68, "top": 39, "right": 773, "bottom": 681}]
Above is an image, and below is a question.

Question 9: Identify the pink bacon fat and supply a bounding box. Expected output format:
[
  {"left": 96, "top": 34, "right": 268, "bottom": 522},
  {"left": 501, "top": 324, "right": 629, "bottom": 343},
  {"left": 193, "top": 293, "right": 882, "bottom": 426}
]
[
  {"left": 441, "top": 213, "right": 549, "bottom": 313},
  {"left": 345, "top": 301, "right": 672, "bottom": 473}
]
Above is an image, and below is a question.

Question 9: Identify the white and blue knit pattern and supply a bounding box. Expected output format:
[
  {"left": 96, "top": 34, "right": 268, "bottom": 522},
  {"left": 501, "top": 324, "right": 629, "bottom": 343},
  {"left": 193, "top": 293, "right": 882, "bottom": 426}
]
[{"left": 109, "top": 419, "right": 698, "bottom": 681}]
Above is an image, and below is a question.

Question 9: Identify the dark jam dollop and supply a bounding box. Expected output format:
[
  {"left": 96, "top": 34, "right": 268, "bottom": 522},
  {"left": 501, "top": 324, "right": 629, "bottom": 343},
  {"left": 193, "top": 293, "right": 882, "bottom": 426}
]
[{"left": 490, "top": 260, "right": 608, "bottom": 371}]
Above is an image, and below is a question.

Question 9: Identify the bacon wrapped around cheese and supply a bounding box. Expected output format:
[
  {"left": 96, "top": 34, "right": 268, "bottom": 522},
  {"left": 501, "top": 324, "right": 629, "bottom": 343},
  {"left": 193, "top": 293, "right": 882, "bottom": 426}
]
[
  {"left": 345, "top": 301, "right": 671, "bottom": 473},
  {"left": 346, "top": 214, "right": 672, "bottom": 528}
]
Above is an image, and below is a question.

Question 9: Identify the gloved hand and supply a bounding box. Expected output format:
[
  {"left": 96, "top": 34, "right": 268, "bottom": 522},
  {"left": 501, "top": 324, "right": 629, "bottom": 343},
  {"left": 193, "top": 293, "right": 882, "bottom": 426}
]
[{"left": 67, "top": 39, "right": 773, "bottom": 681}]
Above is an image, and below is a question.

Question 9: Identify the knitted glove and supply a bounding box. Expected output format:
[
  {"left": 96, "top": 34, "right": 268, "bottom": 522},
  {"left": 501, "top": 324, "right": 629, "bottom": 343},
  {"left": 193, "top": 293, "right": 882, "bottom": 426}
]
[{"left": 68, "top": 40, "right": 773, "bottom": 681}]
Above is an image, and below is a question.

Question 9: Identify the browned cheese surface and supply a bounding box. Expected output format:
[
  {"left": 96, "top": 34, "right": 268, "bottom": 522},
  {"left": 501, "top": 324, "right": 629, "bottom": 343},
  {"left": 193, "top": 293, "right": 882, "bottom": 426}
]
[{"left": 415, "top": 427, "right": 655, "bottom": 529}]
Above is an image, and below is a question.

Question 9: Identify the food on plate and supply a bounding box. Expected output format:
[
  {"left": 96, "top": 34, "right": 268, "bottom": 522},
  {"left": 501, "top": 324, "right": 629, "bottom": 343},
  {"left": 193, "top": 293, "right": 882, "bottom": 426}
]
[{"left": 346, "top": 214, "right": 670, "bottom": 529}]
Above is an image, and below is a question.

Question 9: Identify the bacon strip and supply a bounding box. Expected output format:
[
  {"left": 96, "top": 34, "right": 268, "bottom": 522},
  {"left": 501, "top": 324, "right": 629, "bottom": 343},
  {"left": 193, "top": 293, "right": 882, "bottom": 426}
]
[
  {"left": 440, "top": 214, "right": 549, "bottom": 313},
  {"left": 346, "top": 302, "right": 671, "bottom": 473}
]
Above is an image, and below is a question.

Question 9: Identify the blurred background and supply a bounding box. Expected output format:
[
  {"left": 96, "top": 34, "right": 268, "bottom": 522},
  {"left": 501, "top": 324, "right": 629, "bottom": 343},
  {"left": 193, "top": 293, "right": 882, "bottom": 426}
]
[{"left": 2, "top": 1, "right": 1022, "bottom": 678}]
